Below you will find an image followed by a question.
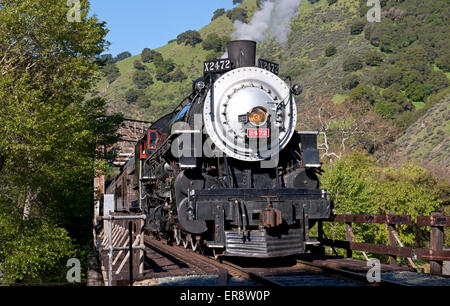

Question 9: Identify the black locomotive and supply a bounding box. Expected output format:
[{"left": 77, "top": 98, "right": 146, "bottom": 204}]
[{"left": 106, "top": 40, "right": 332, "bottom": 258}]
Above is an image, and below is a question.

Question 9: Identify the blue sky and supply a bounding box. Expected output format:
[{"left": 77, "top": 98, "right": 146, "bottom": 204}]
[{"left": 90, "top": 1, "right": 237, "bottom": 57}]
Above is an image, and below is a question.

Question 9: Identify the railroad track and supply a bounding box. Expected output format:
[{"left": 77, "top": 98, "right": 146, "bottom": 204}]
[{"left": 141, "top": 235, "right": 408, "bottom": 286}]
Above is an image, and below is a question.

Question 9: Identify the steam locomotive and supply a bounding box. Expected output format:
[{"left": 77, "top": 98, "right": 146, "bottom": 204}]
[{"left": 106, "top": 40, "right": 332, "bottom": 258}]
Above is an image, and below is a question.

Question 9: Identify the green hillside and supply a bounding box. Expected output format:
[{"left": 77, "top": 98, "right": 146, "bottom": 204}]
[
  {"left": 96, "top": 0, "right": 261, "bottom": 121},
  {"left": 97, "top": 0, "right": 449, "bottom": 176},
  {"left": 396, "top": 96, "right": 450, "bottom": 178}
]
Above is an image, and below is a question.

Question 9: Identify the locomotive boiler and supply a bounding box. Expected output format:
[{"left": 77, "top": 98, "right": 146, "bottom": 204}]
[{"left": 106, "top": 40, "right": 332, "bottom": 258}]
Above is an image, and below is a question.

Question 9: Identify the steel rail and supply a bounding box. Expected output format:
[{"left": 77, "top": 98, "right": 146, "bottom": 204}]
[
  {"left": 295, "top": 259, "right": 409, "bottom": 286},
  {"left": 144, "top": 235, "right": 282, "bottom": 286}
]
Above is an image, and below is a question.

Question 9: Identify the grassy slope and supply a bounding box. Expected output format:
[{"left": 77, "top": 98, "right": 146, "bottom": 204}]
[
  {"left": 283, "top": 0, "right": 375, "bottom": 103},
  {"left": 396, "top": 97, "right": 450, "bottom": 177},
  {"left": 97, "top": 0, "right": 259, "bottom": 121},
  {"left": 98, "top": 0, "right": 449, "bottom": 178}
]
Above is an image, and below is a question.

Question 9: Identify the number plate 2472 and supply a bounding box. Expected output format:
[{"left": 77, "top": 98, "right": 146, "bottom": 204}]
[
  {"left": 247, "top": 129, "right": 270, "bottom": 138},
  {"left": 204, "top": 59, "right": 232, "bottom": 74}
]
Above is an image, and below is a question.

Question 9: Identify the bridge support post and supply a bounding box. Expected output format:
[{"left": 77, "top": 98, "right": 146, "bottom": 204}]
[
  {"left": 388, "top": 212, "right": 398, "bottom": 266},
  {"left": 430, "top": 212, "right": 444, "bottom": 275}
]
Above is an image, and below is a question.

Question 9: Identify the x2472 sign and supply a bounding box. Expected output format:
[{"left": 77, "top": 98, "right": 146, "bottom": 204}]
[
  {"left": 204, "top": 59, "right": 232, "bottom": 74},
  {"left": 258, "top": 59, "right": 279, "bottom": 75}
]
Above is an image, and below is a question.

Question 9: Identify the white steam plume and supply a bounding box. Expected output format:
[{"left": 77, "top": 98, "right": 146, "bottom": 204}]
[{"left": 232, "top": 0, "right": 303, "bottom": 45}]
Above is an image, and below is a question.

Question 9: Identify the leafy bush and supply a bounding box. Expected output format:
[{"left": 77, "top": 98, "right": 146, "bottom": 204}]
[
  {"left": 133, "top": 60, "right": 145, "bottom": 70},
  {"left": 405, "top": 81, "right": 425, "bottom": 102},
  {"left": 349, "top": 85, "right": 377, "bottom": 105},
  {"left": 202, "top": 33, "right": 230, "bottom": 53},
  {"left": 176, "top": 30, "right": 203, "bottom": 47},
  {"left": 350, "top": 20, "right": 366, "bottom": 35},
  {"left": 343, "top": 55, "right": 363, "bottom": 72},
  {"left": 132, "top": 71, "right": 153, "bottom": 89},
  {"left": 171, "top": 69, "right": 187, "bottom": 83},
  {"left": 212, "top": 8, "right": 225, "bottom": 21},
  {"left": 342, "top": 74, "right": 360, "bottom": 90},
  {"left": 325, "top": 44, "right": 337, "bottom": 57},
  {"left": 364, "top": 50, "right": 383, "bottom": 66},
  {"left": 141, "top": 48, "right": 162, "bottom": 63},
  {"left": 327, "top": 0, "right": 338, "bottom": 6},
  {"left": 382, "top": 85, "right": 413, "bottom": 111},
  {"left": 319, "top": 152, "right": 443, "bottom": 261},
  {"left": 102, "top": 63, "right": 120, "bottom": 83},
  {"left": 425, "top": 71, "right": 449, "bottom": 93},
  {"left": 136, "top": 95, "right": 151, "bottom": 108},
  {"left": 124, "top": 88, "right": 145, "bottom": 104},
  {"left": 226, "top": 7, "right": 248, "bottom": 23},
  {"left": 115, "top": 51, "right": 131, "bottom": 62},
  {"left": 155, "top": 67, "right": 172, "bottom": 83},
  {"left": 0, "top": 210, "right": 75, "bottom": 284}
]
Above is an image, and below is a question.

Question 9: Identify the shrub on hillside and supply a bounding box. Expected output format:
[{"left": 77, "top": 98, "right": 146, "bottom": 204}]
[
  {"left": 141, "top": 48, "right": 162, "bottom": 63},
  {"left": 155, "top": 67, "right": 172, "bottom": 83},
  {"left": 350, "top": 20, "right": 366, "bottom": 35},
  {"left": 212, "top": 8, "right": 226, "bottom": 21},
  {"left": 176, "top": 30, "right": 203, "bottom": 47},
  {"left": 124, "top": 88, "right": 145, "bottom": 104},
  {"left": 171, "top": 69, "right": 187, "bottom": 83},
  {"left": 343, "top": 55, "right": 363, "bottom": 72},
  {"left": 325, "top": 44, "right": 337, "bottom": 57},
  {"left": 425, "top": 71, "right": 449, "bottom": 93},
  {"left": 132, "top": 71, "right": 153, "bottom": 89},
  {"left": 102, "top": 63, "right": 120, "bottom": 83},
  {"left": 342, "top": 74, "right": 360, "bottom": 90},
  {"left": 202, "top": 33, "right": 230, "bottom": 52},
  {"left": 136, "top": 95, "right": 151, "bottom": 108},
  {"left": 133, "top": 60, "right": 145, "bottom": 70},
  {"left": 364, "top": 50, "right": 383, "bottom": 66},
  {"left": 382, "top": 85, "right": 413, "bottom": 111},
  {"left": 349, "top": 85, "right": 377, "bottom": 105},
  {"left": 327, "top": 0, "right": 338, "bottom": 6},
  {"left": 115, "top": 51, "right": 131, "bottom": 62},
  {"left": 226, "top": 7, "right": 248, "bottom": 23}
]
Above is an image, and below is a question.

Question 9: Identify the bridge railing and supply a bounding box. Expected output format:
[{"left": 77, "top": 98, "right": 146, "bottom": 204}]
[{"left": 317, "top": 212, "right": 450, "bottom": 276}]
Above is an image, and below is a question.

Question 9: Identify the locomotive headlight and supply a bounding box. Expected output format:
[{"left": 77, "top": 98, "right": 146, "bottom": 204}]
[{"left": 249, "top": 106, "right": 268, "bottom": 126}]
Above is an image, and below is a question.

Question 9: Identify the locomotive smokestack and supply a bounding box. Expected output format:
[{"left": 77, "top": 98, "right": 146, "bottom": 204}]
[{"left": 227, "top": 40, "right": 256, "bottom": 69}]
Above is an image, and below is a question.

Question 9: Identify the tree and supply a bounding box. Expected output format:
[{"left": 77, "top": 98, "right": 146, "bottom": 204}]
[
  {"left": 382, "top": 85, "right": 413, "bottom": 111},
  {"left": 405, "top": 81, "right": 425, "bottom": 102},
  {"left": 133, "top": 60, "right": 145, "bottom": 70},
  {"left": 349, "top": 85, "right": 377, "bottom": 105},
  {"left": 171, "top": 69, "right": 187, "bottom": 82},
  {"left": 364, "top": 50, "right": 383, "bottom": 66},
  {"left": 115, "top": 51, "right": 131, "bottom": 62},
  {"left": 202, "top": 33, "right": 229, "bottom": 52},
  {"left": 425, "top": 71, "right": 449, "bottom": 93},
  {"left": 155, "top": 67, "right": 172, "bottom": 83},
  {"left": 176, "top": 30, "right": 203, "bottom": 47},
  {"left": 0, "top": 0, "right": 122, "bottom": 283},
  {"left": 350, "top": 20, "right": 366, "bottom": 35},
  {"left": 102, "top": 63, "right": 120, "bottom": 83},
  {"left": 132, "top": 71, "right": 154, "bottom": 89},
  {"left": 343, "top": 55, "right": 363, "bottom": 72},
  {"left": 226, "top": 7, "right": 248, "bottom": 23},
  {"left": 325, "top": 44, "right": 337, "bottom": 57},
  {"left": 320, "top": 152, "right": 442, "bottom": 260},
  {"left": 327, "top": 0, "right": 338, "bottom": 5},
  {"left": 124, "top": 88, "right": 144, "bottom": 104},
  {"left": 233, "top": 0, "right": 243, "bottom": 4},
  {"left": 141, "top": 48, "right": 162, "bottom": 63},
  {"left": 136, "top": 95, "right": 151, "bottom": 108},
  {"left": 212, "top": 8, "right": 226, "bottom": 21},
  {"left": 342, "top": 75, "right": 360, "bottom": 90}
]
